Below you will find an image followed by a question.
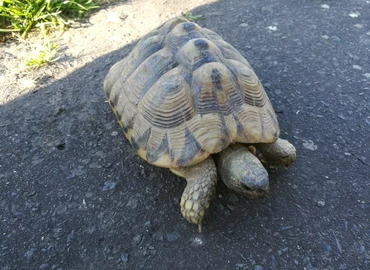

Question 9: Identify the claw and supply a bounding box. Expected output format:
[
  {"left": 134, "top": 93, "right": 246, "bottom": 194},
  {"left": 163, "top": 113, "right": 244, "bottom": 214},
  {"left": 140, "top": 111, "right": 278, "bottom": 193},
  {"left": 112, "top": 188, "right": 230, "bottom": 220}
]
[
  {"left": 248, "top": 145, "right": 257, "bottom": 155},
  {"left": 198, "top": 223, "right": 202, "bottom": 233},
  {"left": 258, "top": 153, "right": 266, "bottom": 163}
]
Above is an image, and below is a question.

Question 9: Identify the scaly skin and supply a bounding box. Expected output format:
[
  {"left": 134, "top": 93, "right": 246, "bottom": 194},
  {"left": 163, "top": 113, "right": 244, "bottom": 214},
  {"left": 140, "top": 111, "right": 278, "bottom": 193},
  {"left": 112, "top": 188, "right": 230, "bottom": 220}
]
[
  {"left": 170, "top": 156, "right": 217, "bottom": 232},
  {"left": 216, "top": 144, "right": 269, "bottom": 198},
  {"left": 254, "top": 138, "right": 296, "bottom": 168}
]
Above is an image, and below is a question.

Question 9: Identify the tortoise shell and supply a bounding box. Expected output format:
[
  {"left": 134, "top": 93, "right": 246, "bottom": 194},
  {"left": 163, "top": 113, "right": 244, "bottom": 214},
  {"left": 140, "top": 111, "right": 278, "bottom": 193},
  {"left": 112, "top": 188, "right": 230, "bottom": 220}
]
[{"left": 104, "top": 18, "right": 279, "bottom": 168}]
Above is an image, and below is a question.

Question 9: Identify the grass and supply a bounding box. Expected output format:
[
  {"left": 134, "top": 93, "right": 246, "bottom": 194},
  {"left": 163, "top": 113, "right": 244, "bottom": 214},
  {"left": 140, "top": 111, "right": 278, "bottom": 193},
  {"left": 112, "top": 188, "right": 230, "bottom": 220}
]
[
  {"left": 24, "top": 40, "right": 59, "bottom": 68},
  {"left": 0, "top": 0, "right": 112, "bottom": 68},
  {"left": 0, "top": 0, "right": 101, "bottom": 38},
  {"left": 0, "top": 2, "right": 201, "bottom": 69},
  {"left": 182, "top": 11, "right": 205, "bottom": 22}
]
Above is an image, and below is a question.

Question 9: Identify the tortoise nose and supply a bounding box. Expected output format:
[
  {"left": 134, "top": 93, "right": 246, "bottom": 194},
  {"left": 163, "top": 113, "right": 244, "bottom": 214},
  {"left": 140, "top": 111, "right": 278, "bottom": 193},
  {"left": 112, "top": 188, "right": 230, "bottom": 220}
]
[
  {"left": 240, "top": 184, "right": 269, "bottom": 198},
  {"left": 242, "top": 183, "right": 269, "bottom": 192},
  {"left": 240, "top": 170, "right": 270, "bottom": 191}
]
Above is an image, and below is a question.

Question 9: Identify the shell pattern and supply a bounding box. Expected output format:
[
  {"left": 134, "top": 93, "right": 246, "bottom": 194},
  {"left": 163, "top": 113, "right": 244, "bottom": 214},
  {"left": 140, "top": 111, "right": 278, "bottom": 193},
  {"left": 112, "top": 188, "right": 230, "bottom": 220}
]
[{"left": 104, "top": 18, "right": 279, "bottom": 168}]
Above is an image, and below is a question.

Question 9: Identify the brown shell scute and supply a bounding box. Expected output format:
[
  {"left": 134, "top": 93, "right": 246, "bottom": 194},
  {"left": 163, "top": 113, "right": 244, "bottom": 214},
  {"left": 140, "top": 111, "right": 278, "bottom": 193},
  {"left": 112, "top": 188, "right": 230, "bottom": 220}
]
[
  {"left": 139, "top": 69, "right": 194, "bottom": 128},
  {"left": 104, "top": 18, "right": 280, "bottom": 168}
]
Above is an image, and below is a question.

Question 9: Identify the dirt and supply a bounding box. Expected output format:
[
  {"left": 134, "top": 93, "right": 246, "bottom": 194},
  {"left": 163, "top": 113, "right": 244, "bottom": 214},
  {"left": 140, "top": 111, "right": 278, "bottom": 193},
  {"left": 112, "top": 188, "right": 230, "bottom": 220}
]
[
  {"left": 0, "top": 0, "right": 213, "bottom": 104},
  {"left": 1, "top": 0, "right": 370, "bottom": 269}
]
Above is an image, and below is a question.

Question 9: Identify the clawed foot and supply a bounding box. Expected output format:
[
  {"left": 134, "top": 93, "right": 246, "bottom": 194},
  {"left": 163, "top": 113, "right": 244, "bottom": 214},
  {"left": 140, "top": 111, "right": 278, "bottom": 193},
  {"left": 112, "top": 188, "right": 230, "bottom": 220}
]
[
  {"left": 171, "top": 156, "right": 217, "bottom": 232},
  {"left": 251, "top": 138, "right": 296, "bottom": 168}
]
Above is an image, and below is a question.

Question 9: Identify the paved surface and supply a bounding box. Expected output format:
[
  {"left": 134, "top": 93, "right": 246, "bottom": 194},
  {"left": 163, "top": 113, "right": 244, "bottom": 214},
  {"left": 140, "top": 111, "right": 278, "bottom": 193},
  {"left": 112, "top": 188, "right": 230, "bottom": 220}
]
[{"left": 1, "top": 0, "right": 369, "bottom": 269}]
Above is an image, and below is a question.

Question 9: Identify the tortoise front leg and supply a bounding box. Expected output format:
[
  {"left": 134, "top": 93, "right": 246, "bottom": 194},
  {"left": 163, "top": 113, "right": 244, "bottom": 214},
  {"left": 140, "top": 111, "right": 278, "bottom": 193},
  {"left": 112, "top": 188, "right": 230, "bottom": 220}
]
[
  {"left": 254, "top": 138, "right": 296, "bottom": 168},
  {"left": 170, "top": 156, "right": 217, "bottom": 232}
]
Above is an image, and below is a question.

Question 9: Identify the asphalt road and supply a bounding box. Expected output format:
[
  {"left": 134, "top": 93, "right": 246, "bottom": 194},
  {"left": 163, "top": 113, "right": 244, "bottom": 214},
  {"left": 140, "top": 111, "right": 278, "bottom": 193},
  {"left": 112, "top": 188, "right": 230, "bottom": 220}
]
[{"left": 1, "top": 0, "right": 369, "bottom": 269}]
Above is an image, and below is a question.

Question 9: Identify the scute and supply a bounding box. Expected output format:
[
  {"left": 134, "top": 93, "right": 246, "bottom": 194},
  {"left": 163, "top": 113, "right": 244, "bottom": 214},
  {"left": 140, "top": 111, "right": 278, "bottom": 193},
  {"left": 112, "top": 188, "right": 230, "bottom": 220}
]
[
  {"left": 104, "top": 18, "right": 280, "bottom": 168},
  {"left": 139, "top": 67, "right": 195, "bottom": 129}
]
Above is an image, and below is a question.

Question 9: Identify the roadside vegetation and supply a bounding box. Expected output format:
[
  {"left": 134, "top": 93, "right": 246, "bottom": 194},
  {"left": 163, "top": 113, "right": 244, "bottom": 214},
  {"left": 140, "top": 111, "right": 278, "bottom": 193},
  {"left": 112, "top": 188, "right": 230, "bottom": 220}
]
[
  {"left": 0, "top": 2, "right": 203, "bottom": 70},
  {"left": 0, "top": 0, "right": 111, "bottom": 68},
  {"left": 0, "top": 0, "right": 114, "bottom": 38},
  {"left": 182, "top": 11, "right": 204, "bottom": 22}
]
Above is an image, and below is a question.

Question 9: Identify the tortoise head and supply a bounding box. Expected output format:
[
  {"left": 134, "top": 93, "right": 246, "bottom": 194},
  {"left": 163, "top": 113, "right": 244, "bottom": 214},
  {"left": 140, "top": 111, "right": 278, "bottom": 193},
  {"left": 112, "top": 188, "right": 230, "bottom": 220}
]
[{"left": 216, "top": 144, "right": 270, "bottom": 199}]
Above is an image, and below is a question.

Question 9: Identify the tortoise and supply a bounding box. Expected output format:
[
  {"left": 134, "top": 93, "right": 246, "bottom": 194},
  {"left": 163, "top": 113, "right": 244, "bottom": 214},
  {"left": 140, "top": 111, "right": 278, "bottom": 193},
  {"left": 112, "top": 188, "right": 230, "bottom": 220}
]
[{"left": 103, "top": 17, "right": 296, "bottom": 231}]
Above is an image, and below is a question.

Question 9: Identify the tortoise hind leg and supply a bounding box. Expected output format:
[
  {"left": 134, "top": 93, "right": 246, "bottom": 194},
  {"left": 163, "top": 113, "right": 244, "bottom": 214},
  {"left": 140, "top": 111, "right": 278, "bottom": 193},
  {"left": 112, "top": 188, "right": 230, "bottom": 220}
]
[
  {"left": 255, "top": 138, "right": 296, "bottom": 168},
  {"left": 170, "top": 156, "right": 217, "bottom": 232}
]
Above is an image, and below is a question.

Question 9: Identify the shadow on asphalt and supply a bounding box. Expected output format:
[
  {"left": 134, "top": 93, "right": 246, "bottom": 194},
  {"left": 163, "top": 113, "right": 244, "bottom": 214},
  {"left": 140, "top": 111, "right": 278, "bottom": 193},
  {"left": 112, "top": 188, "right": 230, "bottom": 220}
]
[{"left": 1, "top": 0, "right": 369, "bottom": 269}]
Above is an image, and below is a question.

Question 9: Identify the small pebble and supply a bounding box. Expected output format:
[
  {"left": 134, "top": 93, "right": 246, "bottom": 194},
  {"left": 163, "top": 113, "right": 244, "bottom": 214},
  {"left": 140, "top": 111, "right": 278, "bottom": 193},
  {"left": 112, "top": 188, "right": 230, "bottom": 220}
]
[
  {"left": 24, "top": 248, "right": 36, "bottom": 260},
  {"left": 153, "top": 232, "right": 164, "bottom": 242},
  {"left": 102, "top": 182, "right": 117, "bottom": 191},
  {"left": 66, "top": 173, "right": 75, "bottom": 179},
  {"left": 321, "top": 241, "right": 332, "bottom": 251},
  {"left": 352, "top": 65, "right": 362, "bottom": 70},
  {"left": 254, "top": 265, "right": 263, "bottom": 270},
  {"left": 120, "top": 253, "right": 129, "bottom": 262},
  {"left": 302, "top": 139, "right": 318, "bottom": 151},
  {"left": 317, "top": 200, "right": 325, "bottom": 206},
  {"left": 239, "top": 23, "right": 249, "bottom": 27},
  {"left": 89, "top": 162, "right": 102, "bottom": 169},
  {"left": 102, "top": 162, "right": 113, "bottom": 168},
  {"left": 270, "top": 255, "right": 277, "bottom": 268},
  {"left": 40, "top": 264, "right": 49, "bottom": 269},
  {"left": 280, "top": 225, "right": 293, "bottom": 231},
  {"left": 335, "top": 237, "right": 342, "bottom": 253},
  {"left": 126, "top": 198, "right": 138, "bottom": 209},
  {"left": 321, "top": 4, "right": 330, "bottom": 9},
  {"left": 188, "top": 235, "right": 205, "bottom": 247},
  {"left": 133, "top": 234, "right": 143, "bottom": 245},
  {"left": 306, "top": 262, "right": 315, "bottom": 270},
  {"left": 67, "top": 230, "right": 74, "bottom": 243},
  {"left": 165, "top": 231, "right": 181, "bottom": 242},
  {"left": 106, "top": 11, "right": 122, "bottom": 23},
  {"left": 111, "top": 131, "right": 118, "bottom": 136},
  {"left": 330, "top": 36, "right": 341, "bottom": 42},
  {"left": 349, "top": 11, "right": 360, "bottom": 18},
  {"left": 359, "top": 245, "right": 365, "bottom": 253}
]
